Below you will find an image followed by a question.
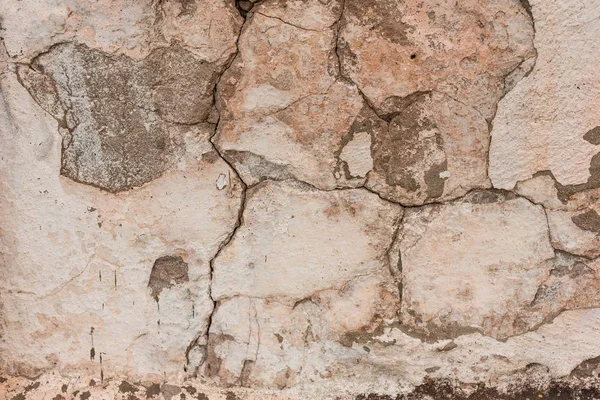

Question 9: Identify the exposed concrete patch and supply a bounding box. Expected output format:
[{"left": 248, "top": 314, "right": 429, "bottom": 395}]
[{"left": 17, "top": 43, "right": 223, "bottom": 192}]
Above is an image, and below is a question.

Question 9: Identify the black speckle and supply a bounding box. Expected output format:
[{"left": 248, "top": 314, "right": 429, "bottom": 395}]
[{"left": 410, "top": 53, "right": 417, "bottom": 59}]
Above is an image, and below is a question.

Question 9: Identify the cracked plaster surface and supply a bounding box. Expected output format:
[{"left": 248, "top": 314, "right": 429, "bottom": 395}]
[{"left": 1, "top": 0, "right": 600, "bottom": 398}]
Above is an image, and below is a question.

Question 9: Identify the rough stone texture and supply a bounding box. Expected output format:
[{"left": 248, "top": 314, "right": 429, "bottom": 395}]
[
  {"left": 2, "top": 0, "right": 600, "bottom": 398},
  {"left": 338, "top": 0, "right": 536, "bottom": 119},
  {"left": 397, "top": 193, "right": 555, "bottom": 340}
]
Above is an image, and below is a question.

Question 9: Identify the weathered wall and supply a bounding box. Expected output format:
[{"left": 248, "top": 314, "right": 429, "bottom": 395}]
[{"left": 0, "top": 0, "right": 599, "bottom": 398}]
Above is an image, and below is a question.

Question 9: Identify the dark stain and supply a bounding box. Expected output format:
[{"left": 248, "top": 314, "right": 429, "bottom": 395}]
[
  {"left": 235, "top": 0, "right": 253, "bottom": 18},
  {"left": 462, "top": 189, "right": 517, "bottom": 204},
  {"left": 225, "top": 392, "right": 238, "bottom": 400},
  {"left": 80, "top": 391, "right": 91, "bottom": 400},
  {"left": 240, "top": 359, "right": 254, "bottom": 387},
  {"left": 11, "top": 394, "right": 26, "bottom": 400},
  {"left": 183, "top": 386, "right": 197, "bottom": 395},
  {"left": 339, "top": 319, "right": 398, "bottom": 348},
  {"left": 378, "top": 92, "right": 432, "bottom": 122},
  {"left": 90, "top": 347, "right": 95, "bottom": 361},
  {"left": 355, "top": 378, "right": 600, "bottom": 399},
  {"left": 204, "top": 334, "right": 235, "bottom": 378},
  {"left": 201, "top": 150, "right": 220, "bottom": 164},
  {"left": 370, "top": 93, "right": 447, "bottom": 198},
  {"left": 424, "top": 160, "right": 448, "bottom": 200},
  {"left": 17, "top": 42, "right": 221, "bottom": 192},
  {"left": 52, "top": 395, "right": 65, "bottom": 400},
  {"left": 169, "top": 0, "right": 197, "bottom": 16},
  {"left": 437, "top": 341, "right": 458, "bottom": 352},
  {"left": 197, "top": 393, "right": 209, "bottom": 400},
  {"left": 400, "top": 308, "right": 482, "bottom": 343},
  {"left": 550, "top": 253, "right": 593, "bottom": 278},
  {"left": 24, "top": 381, "right": 40, "bottom": 392},
  {"left": 148, "top": 255, "right": 189, "bottom": 301},
  {"left": 571, "top": 355, "right": 600, "bottom": 378},
  {"left": 89, "top": 379, "right": 96, "bottom": 387},
  {"left": 571, "top": 209, "right": 600, "bottom": 232},
  {"left": 145, "top": 383, "right": 160, "bottom": 398},
  {"left": 0, "top": 376, "right": 6, "bottom": 383},
  {"left": 334, "top": 107, "right": 380, "bottom": 180},
  {"left": 61, "top": 384, "right": 68, "bottom": 393},
  {"left": 583, "top": 126, "right": 600, "bottom": 145},
  {"left": 344, "top": 0, "right": 414, "bottom": 45},
  {"left": 119, "top": 381, "right": 139, "bottom": 394},
  {"left": 222, "top": 150, "right": 295, "bottom": 184},
  {"left": 160, "top": 384, "right": 181, "bottom": 400},
  {"left": 519, "top": 0, "right": 534, "bottom": 24},
  {"left": 531, "top": 152, "right": 600, "bottom": 203}
]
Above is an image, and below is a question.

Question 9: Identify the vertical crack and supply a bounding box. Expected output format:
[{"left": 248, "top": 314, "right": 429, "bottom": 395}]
[{"left": 184, "top": 2, "right": 252, "bottom": 373}]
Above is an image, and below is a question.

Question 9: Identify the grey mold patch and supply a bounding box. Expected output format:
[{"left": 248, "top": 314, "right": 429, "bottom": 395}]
[
  {"left": 17, "top": 43, "right": 222, "bottom": 192},
  {"left": 584, "top": 126, "right": 600, "bottom": 145},
  {"left": 148, "top": 256, "right": 189, "bottom": 301},
  {"left": 571, "top": 209, "right": 600, "bottom": 232}
]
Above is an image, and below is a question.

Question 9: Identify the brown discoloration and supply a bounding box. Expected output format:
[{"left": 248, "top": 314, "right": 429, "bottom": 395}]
[
  {"left": 344, "top": 0, "right": 414, "bottom": 45},
  {"left": 145, "top": 383, "right": 160, "bottom": 398},
  {"left": 378, "top": 92, "right": 432, "bottom": 122},
  {"left": 17, "top": 43, "right": 222, "bottom": 192},
  {"left": 160, "top": 384, "right": 181, "bottom": 400},
  {"left": 355, "top": 378, "right": 600, "bottom": 399},
  {"left": 571, "top": 356, "right": 600, "bottom": 378},
  {"left": 584, "top": 126, "right": 600, "bottom": 145},
  {"left": 225, "top": 391, "right": 238, "bottom": 400},
  {"left": 222, "top": 150, "right": 295, "bottom": 185},
  {"left": 148, "top": 256, "right": 189, "bottom": 301},
  {"left": 424, "top": 160, "right": 448, "bottom": 200},
  {"left": 533, "top": 153, "right": 600, "bottom": 203},
  {"left": 369, "top": 93, "right": 447, "bottom": 200},
  {"left": 462, "top": 189, "right": 517, "bottom": 204},
  {"left": 239, "top": 359, "right": 254, "bottom": 387},
  {"left": 204, "top": 334, "right": 235, "bottom": 378},
  {"left": 119, "top": 381, "right": 138, "bottom": 394},
  {"left": 571, "top": 209, "right": 600, "bottom": 232}
]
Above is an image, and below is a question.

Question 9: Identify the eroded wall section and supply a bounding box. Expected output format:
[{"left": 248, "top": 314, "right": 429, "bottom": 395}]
[{"left": 1, "top": 0, "right": 600, "bottom": 399}]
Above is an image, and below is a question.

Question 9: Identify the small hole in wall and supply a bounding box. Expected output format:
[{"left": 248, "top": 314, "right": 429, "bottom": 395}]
[
  {"left": 236, "top": 0, "right": 254, "bottom": 17},
  {"left": 410, "top": 54, "right": 417, "bottom": 60}
]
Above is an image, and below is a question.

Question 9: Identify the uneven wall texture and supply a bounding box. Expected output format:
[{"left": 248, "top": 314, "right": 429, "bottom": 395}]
[{"left": 0, "top": 0, "right": 599, "bottom": 399}]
